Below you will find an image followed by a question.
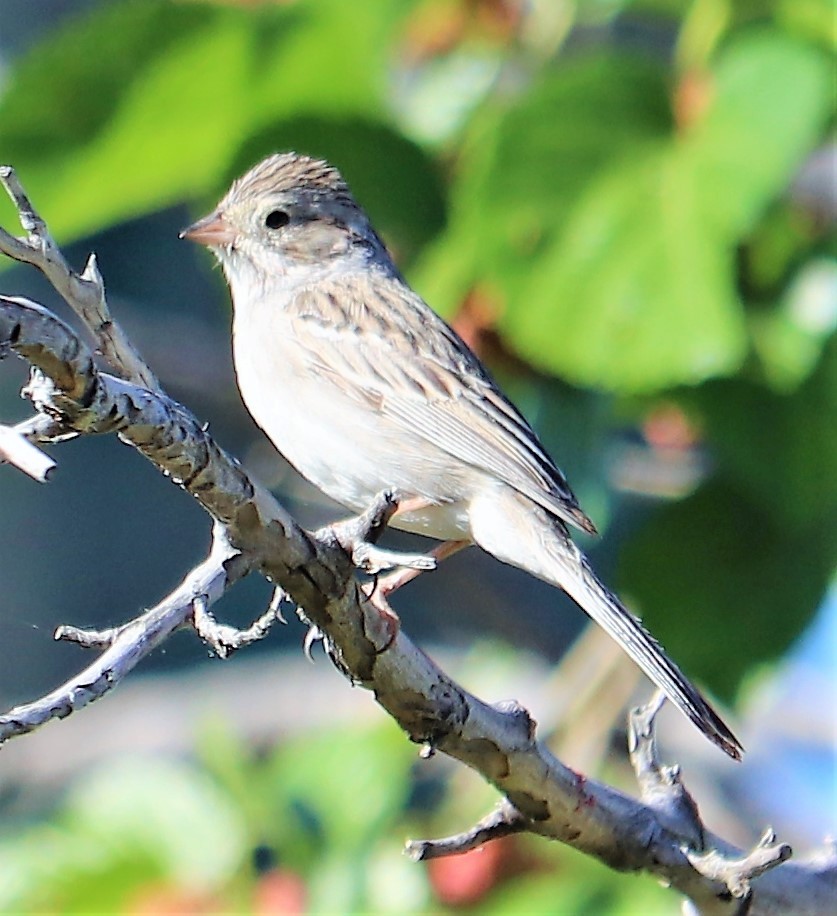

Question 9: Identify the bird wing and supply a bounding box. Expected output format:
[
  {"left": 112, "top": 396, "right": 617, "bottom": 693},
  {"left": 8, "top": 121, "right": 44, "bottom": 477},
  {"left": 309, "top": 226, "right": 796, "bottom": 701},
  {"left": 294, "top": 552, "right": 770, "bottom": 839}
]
[{"left": 288, "top": 274, "right": 596, "bottom": 535}]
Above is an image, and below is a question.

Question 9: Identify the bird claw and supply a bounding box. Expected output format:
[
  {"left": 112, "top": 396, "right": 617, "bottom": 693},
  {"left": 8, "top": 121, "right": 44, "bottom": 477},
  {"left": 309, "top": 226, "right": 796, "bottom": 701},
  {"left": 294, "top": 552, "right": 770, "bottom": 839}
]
[
  {"left": 303, "top": 623, "right": 324, "bottom": 661},
  {"left": 268, "top": 585, "right": 288, "bottom": 624}
]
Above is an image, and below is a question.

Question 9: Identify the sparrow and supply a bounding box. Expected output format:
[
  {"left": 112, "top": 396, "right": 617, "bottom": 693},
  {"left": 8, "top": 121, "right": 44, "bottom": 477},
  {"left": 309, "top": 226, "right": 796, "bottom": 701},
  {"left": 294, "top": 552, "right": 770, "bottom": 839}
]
[{"left": 182, "top": 152, "right": 742, "bottom": 760}]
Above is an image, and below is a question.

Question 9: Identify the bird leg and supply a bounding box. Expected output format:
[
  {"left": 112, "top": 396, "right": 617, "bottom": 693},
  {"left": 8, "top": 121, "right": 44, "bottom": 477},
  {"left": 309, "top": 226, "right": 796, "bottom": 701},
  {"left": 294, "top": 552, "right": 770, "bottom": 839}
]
[
  {"left": 359, "top": 538, "right": 469, "bottom": 652},
  {"left": 370, "top": 493, "right": 471, "bottom": 595},
  {"left": 324, "top": 490, "right": 438, "bottom": 576},
  {"left": 372, "top": 539, "right": 470, "bottom": 596},
  {"left": 329, "top": 489, "right": 470, "bottom": 604}
]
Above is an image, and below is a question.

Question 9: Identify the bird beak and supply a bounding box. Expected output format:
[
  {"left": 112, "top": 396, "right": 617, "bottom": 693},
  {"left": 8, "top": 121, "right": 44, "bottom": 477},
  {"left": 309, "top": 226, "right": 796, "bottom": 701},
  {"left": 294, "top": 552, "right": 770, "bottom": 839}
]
[{"left": 179, "top": 210, "right": 236, "bottom": 247}]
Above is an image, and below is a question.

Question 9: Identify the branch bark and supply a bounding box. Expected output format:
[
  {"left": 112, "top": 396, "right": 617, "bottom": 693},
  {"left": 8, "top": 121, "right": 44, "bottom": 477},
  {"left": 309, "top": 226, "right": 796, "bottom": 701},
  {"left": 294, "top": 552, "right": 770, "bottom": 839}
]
[{"left": 1, "top": 166, "right": 834, "bottom": 915}]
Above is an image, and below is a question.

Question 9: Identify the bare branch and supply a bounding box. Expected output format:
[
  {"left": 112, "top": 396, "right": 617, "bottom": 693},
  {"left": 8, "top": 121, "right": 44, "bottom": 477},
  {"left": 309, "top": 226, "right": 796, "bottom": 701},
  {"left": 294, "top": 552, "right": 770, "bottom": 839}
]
[
  {"left": 406, "top": 801, "right": 527, "bottom": 861},
  {"left": 1, "top": 292, "right": 706, "bottom": 879},
  {"left": 13, "top": 412, "right": 78, "bottom": 444},
  {"left": 0, "top": 294, "right": 312, "bottom": 557},
  {"left": 0, "top": 422, "right": 55, "bottom": 481},
  {"left": 0, "top": 165, "right": 160, "bottom": 391},
  {"left": 0, "top": 404, "right": 73, "bottom": 483},
  {"left": 0, "top": 528, "right": 244, "bottom": 742},
  {"left": 629, "top": 691, "right": 705, "bottom": 850},
  {"left": 192, "top": 590, "right": 285, "bottom": 659},
  {"left": 55, "top": 623, "right": 122, "bottom": 649},
  {"left": 687, "top": 829, "right": 792, "bottom": 900}
]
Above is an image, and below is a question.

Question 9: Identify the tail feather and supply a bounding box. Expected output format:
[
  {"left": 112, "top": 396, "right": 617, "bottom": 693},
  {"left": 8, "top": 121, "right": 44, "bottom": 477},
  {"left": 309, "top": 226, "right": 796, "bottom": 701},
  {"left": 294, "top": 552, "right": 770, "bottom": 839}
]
[
  {"left": 550, "top": 540, "right": 743, "bottom": 761},
  {"left": 469, "top": 489, "right": 743, "bottom": 759}
]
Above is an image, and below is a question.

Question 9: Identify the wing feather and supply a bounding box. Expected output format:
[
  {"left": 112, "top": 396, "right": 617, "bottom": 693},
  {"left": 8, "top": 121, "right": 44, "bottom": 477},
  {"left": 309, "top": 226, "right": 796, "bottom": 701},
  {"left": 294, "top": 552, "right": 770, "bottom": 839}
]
[{"left": 289, "top": 273, "right": 596, "bottom": 534}]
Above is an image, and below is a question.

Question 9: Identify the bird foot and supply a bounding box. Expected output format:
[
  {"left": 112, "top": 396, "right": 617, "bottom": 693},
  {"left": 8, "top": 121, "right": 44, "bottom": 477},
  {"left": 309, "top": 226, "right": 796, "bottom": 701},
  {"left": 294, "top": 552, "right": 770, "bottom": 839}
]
[
  {"left": 324, "top": 490, "right": 438, "bottom": 576},
  {"left": 373, "top": 538, "right": 471, "bottom": 596}
]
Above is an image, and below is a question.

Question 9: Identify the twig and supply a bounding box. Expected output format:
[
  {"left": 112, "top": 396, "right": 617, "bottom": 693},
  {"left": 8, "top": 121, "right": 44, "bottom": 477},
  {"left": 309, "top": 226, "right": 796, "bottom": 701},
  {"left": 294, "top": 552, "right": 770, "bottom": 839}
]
[
  {"left": 55, "top": 623, "right": 122, "bottom": 649},
  {"left": 629, "top": 690, "right": 705, "bottom": 850},
  {"left": 192, "top": 591, "right": 284, "bottom": 659},
  {"left": 0, "top": 165, "right": 160, "bottom": 391},
  {"left": 0, "top": 295, "right": 682, "bottom": 864},
  {"left": 0, "top": 532, "right": 241, "bottom": 742},
  {"left": 0, "top": 422, "right": 55, "bottom": 481},
  {"left": 13, "top": 411, "right": 77, "bottom": 443},
  {"left": 686, "top": 829, "right": 793, "bottom": 910},
  {"left": 406, "top": 801, "right": 528, "bottom": 861}
]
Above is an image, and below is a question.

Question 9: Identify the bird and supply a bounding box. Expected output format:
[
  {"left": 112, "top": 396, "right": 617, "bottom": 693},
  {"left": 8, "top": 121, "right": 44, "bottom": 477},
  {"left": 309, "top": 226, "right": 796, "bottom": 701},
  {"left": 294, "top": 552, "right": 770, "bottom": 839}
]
[{"left": 181, "top": 151, "right": 743, "bottom": 760}]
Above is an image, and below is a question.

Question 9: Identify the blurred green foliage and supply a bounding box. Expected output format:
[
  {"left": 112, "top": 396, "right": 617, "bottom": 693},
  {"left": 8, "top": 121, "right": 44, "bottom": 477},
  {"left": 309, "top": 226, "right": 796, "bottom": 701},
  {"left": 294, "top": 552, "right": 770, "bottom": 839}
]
[
  {"left": 1, "top": 0, "right": 834, "bottom": 691},
  {"left": 0, "top": 718, "right": 676, "bottom": 913}
]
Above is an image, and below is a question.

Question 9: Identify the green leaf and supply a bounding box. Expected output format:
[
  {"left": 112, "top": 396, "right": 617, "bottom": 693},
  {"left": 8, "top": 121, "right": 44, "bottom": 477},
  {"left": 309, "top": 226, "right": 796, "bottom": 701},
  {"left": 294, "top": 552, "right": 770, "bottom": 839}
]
[
  {"left": 266, "top": 722, "right": 414, "bottom": 858},
  {"left": 411, "top": 54, "right": 671, "bottom": 314},
  {"left": 67, "top": 757, "right": 248, "bottom": 888},
  {"left": 777, "top": 0, "right": 837, "bottom": 50},
  {"left": 481, "top": 844, "right": 673, "bottom": 914},
  {"left": 463, "top": 54, "right": 671, "bottom": 231},
  {"left": 749, "top": 255, "right": 837, "bottom": 390},
  {"left": 503, "top": 146, "right": 748, "bottom": 390},
  {"left": 621, "top": 340, "right": 837, "bottom": 696},
  {"left": 0, "top": 5, "right": 255, "bottom": 241},
  {"left": 0, "top": 757, "right": 248, "bottom": 912},
  {"left": 686, "top": 30, "right": 833, "bottom": 239},
  {"left": 620, "top": 476, "right": 836, "bottom": 699},
  {"left": 247, "top": 0, "right": 406, "bottom": 126},
  {"left": 195, "top": 714, "right": 267, "bottom": 838},
  {"left": 500, "top": 31, "right": 831, "bottom": 392},
  {"left": 414, "top": 31, "right": 831, "bottom": 392},
  {"left": 27, "top": 15, "right": 257, "bottom": 239},
  {"left": 0, "top": 0, "right": 409, "bottom": 246},
  {"left": 682, "top": 335, "right": 837, "bottom": 530},
  {"left": 0, "top": 0, "right": 206, "bottom": 157}
]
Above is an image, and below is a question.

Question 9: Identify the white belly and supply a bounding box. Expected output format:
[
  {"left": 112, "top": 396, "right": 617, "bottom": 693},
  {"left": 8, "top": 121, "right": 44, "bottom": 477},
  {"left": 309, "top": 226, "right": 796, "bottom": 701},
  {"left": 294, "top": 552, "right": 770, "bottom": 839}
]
[{"left": 232, "top": 308, "right": 472, "bottom": 541}]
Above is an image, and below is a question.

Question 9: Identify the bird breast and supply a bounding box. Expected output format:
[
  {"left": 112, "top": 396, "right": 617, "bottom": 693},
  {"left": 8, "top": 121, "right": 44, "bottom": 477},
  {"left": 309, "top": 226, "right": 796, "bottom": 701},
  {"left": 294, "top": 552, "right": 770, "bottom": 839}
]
[{"left": 231, "top": 295, "right": 473, "bottom": 541}]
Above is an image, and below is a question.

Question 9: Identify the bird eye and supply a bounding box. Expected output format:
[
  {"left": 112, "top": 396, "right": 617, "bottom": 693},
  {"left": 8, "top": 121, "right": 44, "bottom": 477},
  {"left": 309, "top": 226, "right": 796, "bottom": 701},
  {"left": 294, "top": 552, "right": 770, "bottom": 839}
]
[{"left": 264, "top": 210, "right": 290, "bottom": 230}]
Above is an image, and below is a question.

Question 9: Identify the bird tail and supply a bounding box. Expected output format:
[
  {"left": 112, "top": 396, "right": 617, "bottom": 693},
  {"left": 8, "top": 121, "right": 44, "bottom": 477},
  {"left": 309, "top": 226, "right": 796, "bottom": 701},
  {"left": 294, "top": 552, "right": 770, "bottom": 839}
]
[
  {"left": 470, "top": 491, "right": 744, "bottom": 760},
  {"left": 545, "top": 539, "right": 742, "bottom": 760}
]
